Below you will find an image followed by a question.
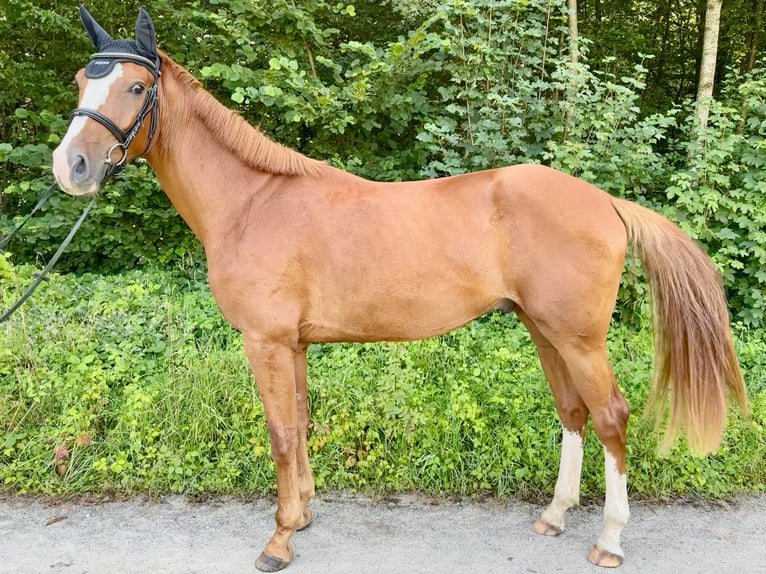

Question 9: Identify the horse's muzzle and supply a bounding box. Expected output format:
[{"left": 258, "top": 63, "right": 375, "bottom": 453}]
[{"left": 52, "top": 145, "right": 106, "bottom": 196}]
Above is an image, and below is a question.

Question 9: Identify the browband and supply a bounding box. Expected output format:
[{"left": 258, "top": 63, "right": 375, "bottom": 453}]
[{"left": 85, "top": 51, "right": 158, "bottom": 78}]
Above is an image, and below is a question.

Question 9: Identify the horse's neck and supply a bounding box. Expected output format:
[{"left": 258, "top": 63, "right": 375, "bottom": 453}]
[
  {"left": 144, "top": 70, "right": 269, "bottom": 245},
  {"left": 146, "top": 136, "right": 247, "bottom": 245}
]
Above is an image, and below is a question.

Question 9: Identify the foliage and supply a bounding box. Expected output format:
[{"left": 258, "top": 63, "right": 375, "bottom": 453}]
[
  {"left": 1, "top": 159, "right": 202, "bottom": 272},
  {"left": 663, "top": 69, "right": 766, "bottom": 325},
  {"left": 194, "top": 0, "right": 445, "bottom": 180},
  {"left": 1, "top": 265, "right": 764, "bottom": 497},
  {"left": 3, "top": 2, "right": 764, "bottom": 324},
  {"left": 576, "top": 0, "right": 765, "bottom": 113},
  {"left": 1, "top": 0, "right": 764, "bottom": 505}
]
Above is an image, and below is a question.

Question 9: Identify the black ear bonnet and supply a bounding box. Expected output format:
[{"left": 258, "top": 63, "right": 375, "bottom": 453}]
[{"left": 79, "top": 4, "right": 159, "bottom": 78}]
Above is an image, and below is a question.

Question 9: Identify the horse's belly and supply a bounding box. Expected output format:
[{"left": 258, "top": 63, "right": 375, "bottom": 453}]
[{"left": 299, "top": 281, "right": 506, "bottom": 343}]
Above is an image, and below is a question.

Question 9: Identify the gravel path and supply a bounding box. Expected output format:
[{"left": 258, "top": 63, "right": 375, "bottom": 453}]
[{"left": 1, "top": 493, "right": 765, "bottom": 573}]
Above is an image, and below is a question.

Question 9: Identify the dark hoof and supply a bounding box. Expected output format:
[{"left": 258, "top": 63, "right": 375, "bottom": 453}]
[
  {"left": 255, "top": 552, "right": 291, "bottom": 572},
  {"left": 587, "top": 545, "right": 624, "bottom": 568},
  {"left": 532, "top": 517, "right": 563, "bottom": 537}
]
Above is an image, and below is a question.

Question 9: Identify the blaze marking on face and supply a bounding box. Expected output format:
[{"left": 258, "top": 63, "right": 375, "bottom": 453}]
[{"left": 52, "top": 64, "right": 124, "bottom": 191}]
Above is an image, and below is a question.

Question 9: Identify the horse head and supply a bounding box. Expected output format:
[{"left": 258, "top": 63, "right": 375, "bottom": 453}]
[{"left": 52, "top": 5, "right": 160, "bottom": 195}]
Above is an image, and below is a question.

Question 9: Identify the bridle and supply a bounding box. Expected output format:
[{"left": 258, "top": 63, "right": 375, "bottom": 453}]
[
  {"left": 1, "top": 52, "right": 161, "bottom": 323},
  {"left": 69, "top": 51, "right": 161, "bottom": 178}
]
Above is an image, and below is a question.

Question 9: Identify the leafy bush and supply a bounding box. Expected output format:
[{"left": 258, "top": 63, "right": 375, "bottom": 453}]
[
  {"left": 1, "top": 160, "right": 202, "bottom": 273},
  {"left": 1, "top": 0, "right": 764, "bottom": 505},
  {"left": 662, "top": 70, "right": 766, "bottom": 326},
  {"left": 3, "top": 1, "right": 764, "bottom": 327},
  {"left": 1, "top": 264, "right": 764, "bottom": 497},
  {"left": 416, "top": 0, "right": 567, "bottom": 174}
]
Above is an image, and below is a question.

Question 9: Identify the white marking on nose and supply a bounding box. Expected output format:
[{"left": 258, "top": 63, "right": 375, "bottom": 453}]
[{"left": 52, "top": 64, "right": 124, "bottom": 191}]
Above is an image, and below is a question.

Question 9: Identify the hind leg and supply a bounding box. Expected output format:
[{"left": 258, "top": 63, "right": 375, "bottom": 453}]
[
  {"left": 515, "top": 281, "right": 629, "bottom": 564},
  {"left": 507, "top": 189, "right": 629, "bottom": 566},
  {"left": 557, "top": 344, "right": 630, "bottom": 568},
  {"left": 518, "top": 310, "right": 589, "bottom": 537}
]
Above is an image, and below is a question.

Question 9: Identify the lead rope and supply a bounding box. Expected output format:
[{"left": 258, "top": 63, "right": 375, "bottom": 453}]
[
  {"left": 0, "top": 183, "right": 57, "bottom": 251},
  {"left": 0, "top": 190, "right": 96, "bottom": 323}
]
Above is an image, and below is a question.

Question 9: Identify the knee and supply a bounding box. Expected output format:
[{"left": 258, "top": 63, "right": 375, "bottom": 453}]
[
  {"left": 557, "top": 404, "right": 589, "bottom": 431},
  {"left": 268, "top": 423, "right": 298, "bottom": 463}
]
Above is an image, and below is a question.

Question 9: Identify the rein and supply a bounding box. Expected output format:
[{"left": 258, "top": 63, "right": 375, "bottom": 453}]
[
  {"left": 0, "top": 183, "right": 57, "bottom": 252},
  {"left": 0, "top": 189, "right": 96, "bottom": 323},
  {"left": 69, "top": 52, "right": 161, "bottom": 177}
]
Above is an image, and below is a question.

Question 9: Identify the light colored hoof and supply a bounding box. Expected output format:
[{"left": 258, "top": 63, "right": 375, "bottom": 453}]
[
  {"left": 532, "top": 517, "right": 563, "bottom": 537},
  {"left": 587, "top": 544, "right": 624, "bottom": 568}
]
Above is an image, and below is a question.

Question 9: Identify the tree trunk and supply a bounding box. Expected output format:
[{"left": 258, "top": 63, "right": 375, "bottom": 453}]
[
  {"left": 563, "top": 0, "right": 579, "bottom": 132},
  {"left": 696, "top": 0, "right": 723, "bottom": 129},
  {"left": 743, "top": 0, "right": 764, "bottom": 73},
  {"left": 646, "top": 2, "right": 672, "bottom": 108},
  {"left": 567, "top": 0, "right": 579, "bottom": 65}
]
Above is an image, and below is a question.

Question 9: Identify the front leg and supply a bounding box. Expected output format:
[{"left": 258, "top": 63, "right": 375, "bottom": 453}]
[
  {"left": 294, "top": 345, "right": 315, "bottom": 531},
  {"left": 243, "top": 335, "right": 302, "bottom": 572}
]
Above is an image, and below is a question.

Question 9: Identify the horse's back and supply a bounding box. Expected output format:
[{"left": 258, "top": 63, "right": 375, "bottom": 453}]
[{"left": 208, "top": 163, "right": 629, "bottom": 343}]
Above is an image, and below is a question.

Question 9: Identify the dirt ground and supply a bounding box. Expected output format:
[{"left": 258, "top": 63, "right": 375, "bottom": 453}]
[{"left": 1, "top": 492, "right": 765, "bottom": 573}]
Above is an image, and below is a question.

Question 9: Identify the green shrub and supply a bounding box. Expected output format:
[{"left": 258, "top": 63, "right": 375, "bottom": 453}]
[
  {"left": 662, "top": 70, "right": 766, "bottom": 326},
  {"left": 1, "top": 161, "right": 202, "bottom": 273},
  {"left": 0, "top": 0, "right": 766, "bottom": 327},
  {"left": 1, "top": 265, "right": 764, "bottom": 498},
  {"left": 4, "top": 1, "right": 764, "bottom": 328}
]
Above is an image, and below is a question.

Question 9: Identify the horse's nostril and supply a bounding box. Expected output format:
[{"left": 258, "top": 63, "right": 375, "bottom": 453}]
[{"left": 71, "top": 154, "right": 89, "bottom": 183}]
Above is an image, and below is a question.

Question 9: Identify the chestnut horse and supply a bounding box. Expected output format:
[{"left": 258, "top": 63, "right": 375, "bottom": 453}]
[{"left": 52, "top": 7, "right": 747, "bottom": 572}]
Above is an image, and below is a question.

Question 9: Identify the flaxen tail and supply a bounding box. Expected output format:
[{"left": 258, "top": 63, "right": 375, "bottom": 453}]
[{"left": 611, "top": 198, "right": 747, "bottom": 455}]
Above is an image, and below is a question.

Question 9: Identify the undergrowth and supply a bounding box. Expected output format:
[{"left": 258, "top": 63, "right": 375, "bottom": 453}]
[{"left": 1, "top": 261, "right": 764, "bottom": 499}]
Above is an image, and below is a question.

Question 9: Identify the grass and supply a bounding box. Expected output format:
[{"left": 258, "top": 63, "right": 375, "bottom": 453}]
[{"left": 1, "top": 259, "right": 765, "bottom": 499}]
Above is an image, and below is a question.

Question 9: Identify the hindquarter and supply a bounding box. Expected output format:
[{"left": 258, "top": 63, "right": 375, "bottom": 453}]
[{"left": 497, "top": 165, "right": 629, "bottom": 342}]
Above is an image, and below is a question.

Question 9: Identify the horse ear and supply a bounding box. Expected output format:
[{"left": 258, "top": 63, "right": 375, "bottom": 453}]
[
  {"left": 135, "top": 7, "right": 157, "bottom": 57},
  {"left": 79, "top": 4, "right": 112, "bottom": 50}
]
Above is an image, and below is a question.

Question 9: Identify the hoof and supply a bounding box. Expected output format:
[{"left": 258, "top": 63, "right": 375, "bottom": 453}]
[
  {"left": 587, "top": 545, "right": 624, "bottom": 568},
  {"left": 532, "top": 517, "right": 563, "bottom": 537},
  {"left": 255, "top": 552, "right": 291, "bottom": 572},
  {"left": 297, "top": 508, "right": 313, "bottom": 532}
]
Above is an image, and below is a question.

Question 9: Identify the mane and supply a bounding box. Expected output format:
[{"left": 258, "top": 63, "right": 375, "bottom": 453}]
[{"left": 157, "top": 52, "right": 325, "bottom": 177}]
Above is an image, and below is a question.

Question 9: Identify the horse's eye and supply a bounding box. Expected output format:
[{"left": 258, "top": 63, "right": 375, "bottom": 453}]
[{"left": 130, "top": 83, "right": 146, "bottom": 95}]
